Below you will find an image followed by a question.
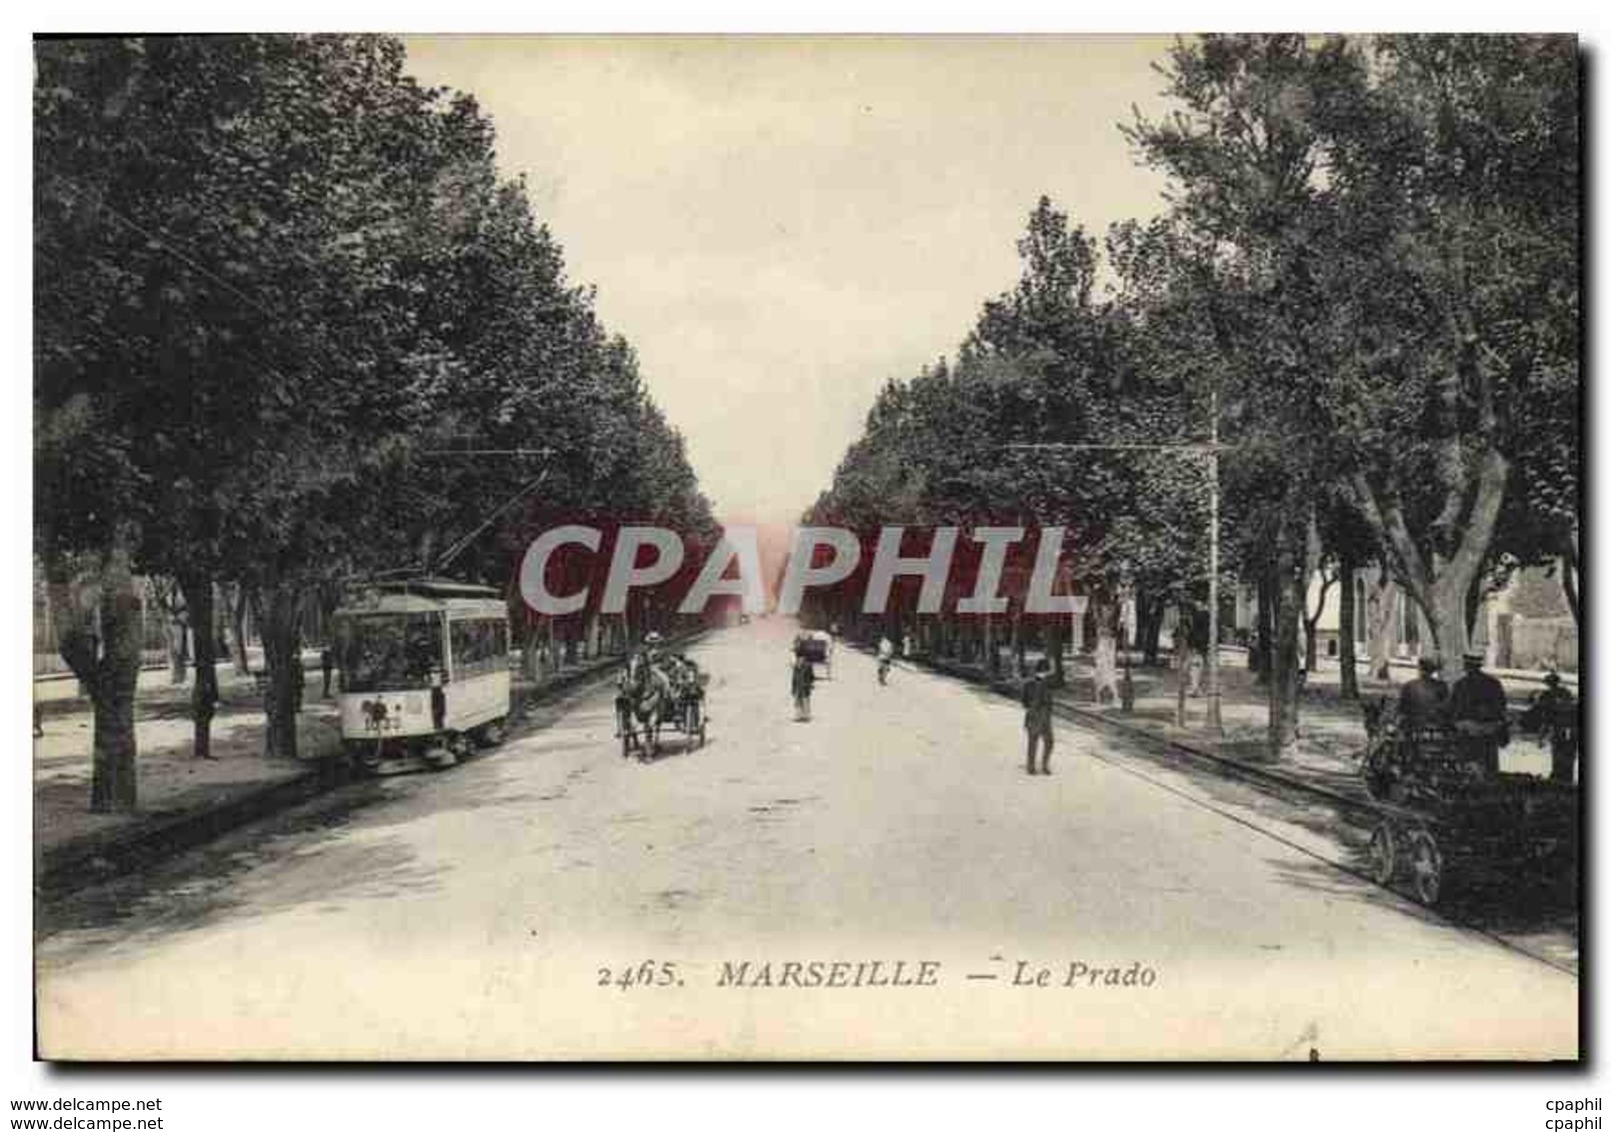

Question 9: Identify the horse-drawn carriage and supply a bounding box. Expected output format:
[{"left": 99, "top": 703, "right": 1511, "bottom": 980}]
[
  {"left": 615, "top": 647, "right": 709, "bottom": 760},
  {"left": 1360, "top": 700, "right": 1577, "bottom": 907}
]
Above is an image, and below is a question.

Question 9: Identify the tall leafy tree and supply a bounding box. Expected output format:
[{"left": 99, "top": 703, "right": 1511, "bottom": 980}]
[
  {"left": 1126, "top": 34, "right": 1366, "bottom": 756},
  {"left": 37, "top": 34, "right": 722, "bottom": 788},
  {"left": 1316, "top": 34, "right": 1579, "bottom": 659}
]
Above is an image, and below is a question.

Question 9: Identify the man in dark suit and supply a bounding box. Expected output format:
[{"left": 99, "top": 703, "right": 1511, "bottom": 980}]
[
  {"left": 1397, "top": 654, "right": 1449, "bottom": 732},
  {"left": 1022, "top": 658, "right": 1055, "bottom": 776},
  {"left": 1449, "top": 648, "right": 1508, "bottom": 776}
]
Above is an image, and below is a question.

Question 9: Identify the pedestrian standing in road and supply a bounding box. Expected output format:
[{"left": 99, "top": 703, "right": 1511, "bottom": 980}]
[
  {"left": 791, "top": 651, "right": 816, "bottom": 721},
  {"left": 1023, "top": 657, "right": 1055, "bottom": 776},
  {"left": 1449, "top": 648, "right": 1508, "bottom": 776}
]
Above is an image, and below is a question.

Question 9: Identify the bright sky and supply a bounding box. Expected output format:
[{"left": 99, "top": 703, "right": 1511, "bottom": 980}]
[{"left": 401, "top": 35, "right": 1177, "bottom": 529}]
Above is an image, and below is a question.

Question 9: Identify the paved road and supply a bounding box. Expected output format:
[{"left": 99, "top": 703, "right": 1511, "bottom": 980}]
[{"left": 35, "top": 620, "right": 1577, "bottom": 1060}]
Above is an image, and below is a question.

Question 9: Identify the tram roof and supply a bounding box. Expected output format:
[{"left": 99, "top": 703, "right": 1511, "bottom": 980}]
[
  {"left": 370, "top": 577, "right": 503, "bottom": 599},
  {"left": 336, "top": 577, "right": 507, "bottom": 617}
]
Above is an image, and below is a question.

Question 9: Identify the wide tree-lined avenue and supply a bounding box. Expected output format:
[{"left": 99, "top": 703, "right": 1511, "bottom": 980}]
[
  {"left": 31, "top": 34, "right": 1579, "bottom": 1074},
  {"left": 37, "top": 622, "right": 1574, "bottom": 1060}
]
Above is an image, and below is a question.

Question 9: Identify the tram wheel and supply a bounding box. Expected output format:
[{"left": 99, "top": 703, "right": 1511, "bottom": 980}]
[
  {"left": 423, "top": 745, "right": 457, "bottom": 771},
  {"left": 476, "top": 718, "right": 508, "bottom": 749}
]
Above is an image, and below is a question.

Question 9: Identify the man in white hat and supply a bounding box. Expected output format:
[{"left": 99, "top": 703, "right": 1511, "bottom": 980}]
[{"left": 641, "top": 630, "right": 664, "bottom": 663}]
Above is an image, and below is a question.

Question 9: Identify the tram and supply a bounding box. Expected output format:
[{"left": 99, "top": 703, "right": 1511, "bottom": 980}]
[{"left": 332, "top": 578, "right": 512, "bottom": 774}]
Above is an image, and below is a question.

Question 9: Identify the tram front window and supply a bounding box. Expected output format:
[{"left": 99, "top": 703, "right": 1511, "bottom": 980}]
[{"left": 337, "top": 614, "right": 445, "bottom": 692}]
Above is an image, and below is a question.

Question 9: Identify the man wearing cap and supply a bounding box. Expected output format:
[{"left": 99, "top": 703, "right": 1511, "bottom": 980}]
[
  {"left": 1022, "top": 658, "right": 1056, "bottom": 776},
  {"left": 1448, "top": 647, "right": 1508, "bottom": 776},
  {"left": 1397, "top": 654, "right": 1450, "bottom": 732},
  {"left": 1524, "top": 671, "right": 1578, "bottom": 784},
  {"left": 638, "top": 631, "right": 664, "bottom": 671}
]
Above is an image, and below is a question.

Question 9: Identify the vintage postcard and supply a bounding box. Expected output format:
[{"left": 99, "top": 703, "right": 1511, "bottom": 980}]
[{"left": 31, "top": 33, "right": 1580, "bottom": 1062}]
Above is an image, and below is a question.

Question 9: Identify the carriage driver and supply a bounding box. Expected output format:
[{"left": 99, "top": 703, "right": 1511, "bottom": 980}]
[{"left": 640, "top": 631, "right": 665, "bottom": 670}]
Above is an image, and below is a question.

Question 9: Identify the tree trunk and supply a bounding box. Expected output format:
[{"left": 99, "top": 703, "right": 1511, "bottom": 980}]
[
  {"left": 179, "top": 572, "right": 219, "bottom": 760},
  {"left": 1254, "top": 569, "right": 1275, "bottom": 685},
  {"left": 1351, "top": 444, "right": 1507, "bottom": 670},
  {"left": 1049, "top": 619, "right": 1065, "bottom": 684},
  {"left": 258, "top": 581, "right": 304, "bottom": 759},
  {"left": 1092, "top": 595, "right": 1119, "bottom": 705},
  {"left": 91, "top": 539, "right": 142, "bottom": 811},
  {"left": 1300, "top": 510, "right": 1327, "bottom": 677},
  {"left": 520, "top": 618, "right": 542, "bottom": 682},
  {"left": 1424, "top": 563, "right": 1476, "bottom": 662},
  {"left": 1267, "top": 538, "right": 1304, "bottom": 760},
  {"left": 1338, "top": 552, "right": 1359, "bottom": 701},
  {"left": 227, "top": 583, "right": 253, "bottom": 675},
  {"left": 1560, "top": 532, "right": 1579, "bottom": 626},
  {"left": 46, "top": 567, "right": 100, "bottom": 702},
  {"left": 1139, "top": 595, "right": 1164, "bottom": 667},
  {"left": 166, "top": 611, "right": 189, "bottom": 685},
  {"left": 1173, "top": 609, "right": 1190, "bottom": 727},
  {"left": 1364, "top": 571, "right": 1395, "bottom": 681},
  {"left": 44, "top": 542, "right": 142, "bottom": 812}
]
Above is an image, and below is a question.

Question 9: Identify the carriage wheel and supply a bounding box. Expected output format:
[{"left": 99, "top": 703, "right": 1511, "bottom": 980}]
[
  {"left": 1406, "top": 830, "right": 1445, "bottom": 907},
  {"left": 1367, "top": 821, "right": 1398, "bottom": 887},
  {"left": 619, "top": 709, "right": 633, "bottom": 759}
]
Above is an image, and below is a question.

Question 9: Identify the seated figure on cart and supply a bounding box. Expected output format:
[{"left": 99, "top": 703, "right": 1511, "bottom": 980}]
[
  {"left": 668, "top": 654, "right": 705, "bottom": 704},
  {"left": 1397, "top": 655, "right": 1449, "bottom": 733}
]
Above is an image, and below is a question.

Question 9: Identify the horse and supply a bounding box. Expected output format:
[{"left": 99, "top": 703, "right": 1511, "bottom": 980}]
[{"left": 616, "top": 652, "right": 674, "bottom": 760}]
